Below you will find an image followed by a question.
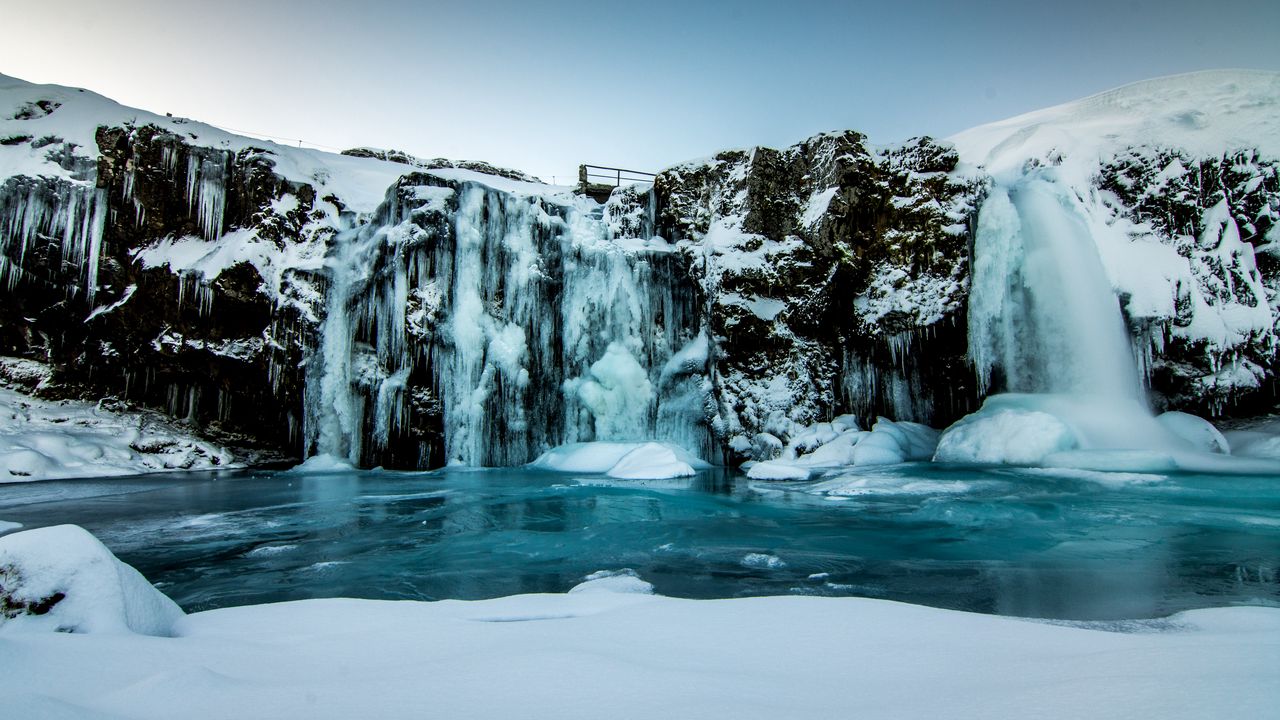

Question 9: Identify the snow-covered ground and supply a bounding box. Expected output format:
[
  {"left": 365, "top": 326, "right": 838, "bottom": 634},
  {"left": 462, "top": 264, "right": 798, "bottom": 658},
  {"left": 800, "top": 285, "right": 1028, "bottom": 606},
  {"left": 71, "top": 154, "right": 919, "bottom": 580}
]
[
  {"left": 0, "top": 380, "right": 235, "bottom": 483},
  {"left": 0, "top": 525, "right": 1275, "bottom": 720}
]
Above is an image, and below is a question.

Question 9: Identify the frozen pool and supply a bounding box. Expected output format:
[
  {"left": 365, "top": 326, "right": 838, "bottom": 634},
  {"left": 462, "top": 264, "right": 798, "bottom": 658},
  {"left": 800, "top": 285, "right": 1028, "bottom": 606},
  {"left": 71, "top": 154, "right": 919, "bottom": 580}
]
[{"left": 0, "top": 463, "right": 1276, "bottom": 620}]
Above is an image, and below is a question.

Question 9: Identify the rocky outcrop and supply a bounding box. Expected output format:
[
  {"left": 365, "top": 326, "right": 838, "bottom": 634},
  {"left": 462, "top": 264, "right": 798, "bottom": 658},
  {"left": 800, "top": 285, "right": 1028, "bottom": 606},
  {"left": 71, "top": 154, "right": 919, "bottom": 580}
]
[
  {"left": 642, "top": 132, "right": 982, "bottom": 456},
  {"left": 0, "top": 116, "right": 347, "bottom": 457},
  {"left": 1099, "top": 147, "right": 1279, "bottom": 414}
]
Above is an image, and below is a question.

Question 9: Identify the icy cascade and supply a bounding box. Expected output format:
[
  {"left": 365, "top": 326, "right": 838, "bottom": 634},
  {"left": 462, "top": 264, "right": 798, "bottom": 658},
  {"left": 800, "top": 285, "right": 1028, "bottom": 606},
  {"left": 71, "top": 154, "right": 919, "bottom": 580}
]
[
  {"left": 0, "top": 180, "right": 107, "bottom": 302},
  {"left": 304, "top": 180, "right": 712, "bottom": 467},
  {"left": 968, "top": 178, "right": 1143, "bottom": 399}
]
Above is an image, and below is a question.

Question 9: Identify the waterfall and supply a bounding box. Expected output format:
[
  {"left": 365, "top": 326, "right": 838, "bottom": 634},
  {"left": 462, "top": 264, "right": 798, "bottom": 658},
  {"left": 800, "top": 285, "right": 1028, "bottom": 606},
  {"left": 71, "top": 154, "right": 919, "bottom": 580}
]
[
  {"left": 968, "top": 178, "right": 1143, "bottom": 400},
  {"left": 960, "top": 176, "right": 1197, "bottom": 458},
  {"left": 303, "top": 179, "right": 713, "bottom": 468}
]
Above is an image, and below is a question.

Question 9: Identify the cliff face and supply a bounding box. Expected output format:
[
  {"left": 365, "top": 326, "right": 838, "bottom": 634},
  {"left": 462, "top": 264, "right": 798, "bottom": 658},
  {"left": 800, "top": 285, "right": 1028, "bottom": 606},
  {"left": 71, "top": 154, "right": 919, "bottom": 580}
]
[
  {"left": 641, "top": 132, "right": 982, "bottom": 457},
  {"left": 1, "top": 124, "right": 313, "bottom": 454},
  {"left": 1, "top": 71, "right": 1278, "bottom": 469},
  {"left": 1099, "top": 147, "right": 1279, "bottom": 414}
]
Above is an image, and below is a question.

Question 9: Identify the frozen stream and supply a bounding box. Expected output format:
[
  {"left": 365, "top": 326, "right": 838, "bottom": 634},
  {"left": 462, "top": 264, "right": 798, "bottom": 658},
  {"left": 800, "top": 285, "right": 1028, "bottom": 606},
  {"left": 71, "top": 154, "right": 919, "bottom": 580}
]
[{"left": 0, "top": 465, "right": 1276, "bottom": 621}]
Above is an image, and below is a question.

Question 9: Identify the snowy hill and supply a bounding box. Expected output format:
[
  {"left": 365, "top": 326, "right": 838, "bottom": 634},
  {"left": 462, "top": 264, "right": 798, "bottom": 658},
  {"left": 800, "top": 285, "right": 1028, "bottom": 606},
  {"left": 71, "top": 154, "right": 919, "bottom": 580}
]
[{"left": 950, "top": 69, "right": 1280, "bottom": 180}]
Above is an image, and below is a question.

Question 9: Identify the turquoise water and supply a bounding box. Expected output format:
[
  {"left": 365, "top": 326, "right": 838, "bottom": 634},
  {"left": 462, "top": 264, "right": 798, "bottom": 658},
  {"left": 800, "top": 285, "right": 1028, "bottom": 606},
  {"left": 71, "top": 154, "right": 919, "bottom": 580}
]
[{"left": 0, "top": 463, "right": 1276, "bottom": 620}]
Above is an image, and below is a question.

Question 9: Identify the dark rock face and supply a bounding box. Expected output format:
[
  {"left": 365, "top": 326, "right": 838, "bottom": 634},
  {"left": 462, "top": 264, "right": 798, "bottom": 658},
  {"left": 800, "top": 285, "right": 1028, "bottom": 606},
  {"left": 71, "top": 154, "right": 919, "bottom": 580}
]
[
  {"left": 0, "top": 123, "right": 335, "bottom": 458},
  {"left": 645, "top": 132, "right": 983, "bottom": 457},
  {"left": 1099, "top": 148, "right": 1280, "bottom": 414}
]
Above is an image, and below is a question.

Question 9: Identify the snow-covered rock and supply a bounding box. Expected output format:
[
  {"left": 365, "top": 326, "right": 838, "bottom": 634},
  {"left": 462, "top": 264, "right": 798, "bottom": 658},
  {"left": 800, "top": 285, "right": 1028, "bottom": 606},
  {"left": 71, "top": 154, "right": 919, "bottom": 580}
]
[
  {"left": 0, "top": 524, "right": 183, "bottom": 636},
  {"left": 568, "top": 569, "right": 655, "bottom": 594},
  {"left": 744, "top": 416, "right": 940, "bottom": 477}
]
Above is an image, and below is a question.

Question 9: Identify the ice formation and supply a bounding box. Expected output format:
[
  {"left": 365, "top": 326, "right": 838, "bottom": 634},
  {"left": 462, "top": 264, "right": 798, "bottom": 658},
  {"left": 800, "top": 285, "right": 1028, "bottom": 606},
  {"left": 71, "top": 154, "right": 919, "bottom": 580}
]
[
  {"left": 968, "top": 178, "right": 1142, "bottom": 399},
  {"left": 303, "top": 179, "right": 712, "bottom": 467},
  {"left": 949, "top": 136, "right": 1276, "bottom": 471}
]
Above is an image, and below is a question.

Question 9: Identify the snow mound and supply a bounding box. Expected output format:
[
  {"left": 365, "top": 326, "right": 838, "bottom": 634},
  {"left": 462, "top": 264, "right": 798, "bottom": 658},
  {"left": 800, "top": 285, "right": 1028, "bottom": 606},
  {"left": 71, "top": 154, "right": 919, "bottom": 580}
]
[
  {"left": 568, "top": 569, "right": 655, "bottom": 595},
  {"left": 1156, "top": 412, "right": 1230, "bottom": 455},
  {"left": 0, "top": 385, "right": 235, "bottom": 482},
  {"left": 936, "top": 395, "right": 1280, "bottom": 474},
  {"left": 289, "top": 454, "right": 357, "bottom": 473},
  {"left": 606, "top": 443, "right": 696, "bottom": 480},
  {"left": 0, "top": 525, "right": 183, "bottom": 636},
  {"left": 530, "top": 441, "right": 707, "bottom": 479},
  {"left": 935, "top": 406, "right": 1079, "bottom": 466}
]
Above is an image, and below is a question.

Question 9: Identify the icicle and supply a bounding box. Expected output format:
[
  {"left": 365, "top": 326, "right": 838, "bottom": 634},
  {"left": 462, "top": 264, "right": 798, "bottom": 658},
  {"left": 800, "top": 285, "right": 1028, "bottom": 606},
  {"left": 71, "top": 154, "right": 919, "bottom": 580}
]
[{"left": 185, "top": 152, "right": 228, "bottom": 241}]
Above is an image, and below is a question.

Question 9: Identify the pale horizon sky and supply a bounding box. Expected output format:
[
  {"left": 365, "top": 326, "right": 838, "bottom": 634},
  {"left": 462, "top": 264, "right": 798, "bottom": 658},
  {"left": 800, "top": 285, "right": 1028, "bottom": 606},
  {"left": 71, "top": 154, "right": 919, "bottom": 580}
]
[{"left": 2, "top": 0, "right": 1278, "bottom": 182}]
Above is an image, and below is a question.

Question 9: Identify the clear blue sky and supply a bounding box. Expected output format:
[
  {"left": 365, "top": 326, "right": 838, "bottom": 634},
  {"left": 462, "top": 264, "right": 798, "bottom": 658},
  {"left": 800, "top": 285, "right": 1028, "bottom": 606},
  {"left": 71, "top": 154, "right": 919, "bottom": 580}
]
[{"left": 2, "top": 0, "right": 1278, "bottom": 182}]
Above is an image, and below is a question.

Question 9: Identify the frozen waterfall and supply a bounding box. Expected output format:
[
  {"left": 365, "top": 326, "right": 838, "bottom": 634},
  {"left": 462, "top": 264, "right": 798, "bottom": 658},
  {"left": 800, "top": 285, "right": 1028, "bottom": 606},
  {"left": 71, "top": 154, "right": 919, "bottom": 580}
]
[
  {"left": 303, "top": 179, "right": 713, "bottom": 468},
  {"left": 968, "top": 178, "right": 1143, "bottom": 399},
  {"left": 952, "top": 176, "right": 1259, "bottom": 468}
]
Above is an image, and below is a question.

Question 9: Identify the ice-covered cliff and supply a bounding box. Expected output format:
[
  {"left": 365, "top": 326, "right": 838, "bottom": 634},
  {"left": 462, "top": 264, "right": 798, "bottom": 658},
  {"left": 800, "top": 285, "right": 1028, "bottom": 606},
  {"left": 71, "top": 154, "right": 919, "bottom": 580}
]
[{"left": 1, "top": 70, "right": 1276, "bottom": 469}]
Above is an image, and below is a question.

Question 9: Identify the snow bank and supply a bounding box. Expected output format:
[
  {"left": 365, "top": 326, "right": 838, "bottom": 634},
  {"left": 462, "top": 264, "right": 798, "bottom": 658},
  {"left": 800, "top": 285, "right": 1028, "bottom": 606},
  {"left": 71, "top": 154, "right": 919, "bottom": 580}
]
[
  {"left": 950, "top": 69, "right": 1280, "bottom": 181},
  {"left": 0, "top": 385, "right": 235, "bottom": 482},
  {"left": 530, "top": 441, "right": 707, "bottom": 479},
  {"left": 0, "top": 525, "right": 183, "bottom": 636},
  {"left": 0, "top": 571, "right": 1274, "bottom": 720}
]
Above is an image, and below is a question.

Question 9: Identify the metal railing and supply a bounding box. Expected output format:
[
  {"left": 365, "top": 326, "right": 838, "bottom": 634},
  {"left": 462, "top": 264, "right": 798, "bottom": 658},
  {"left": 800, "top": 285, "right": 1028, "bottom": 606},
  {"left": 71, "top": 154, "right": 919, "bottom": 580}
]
[{"left": 579, "top": 164, "right": 656, "bottom": 193}]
